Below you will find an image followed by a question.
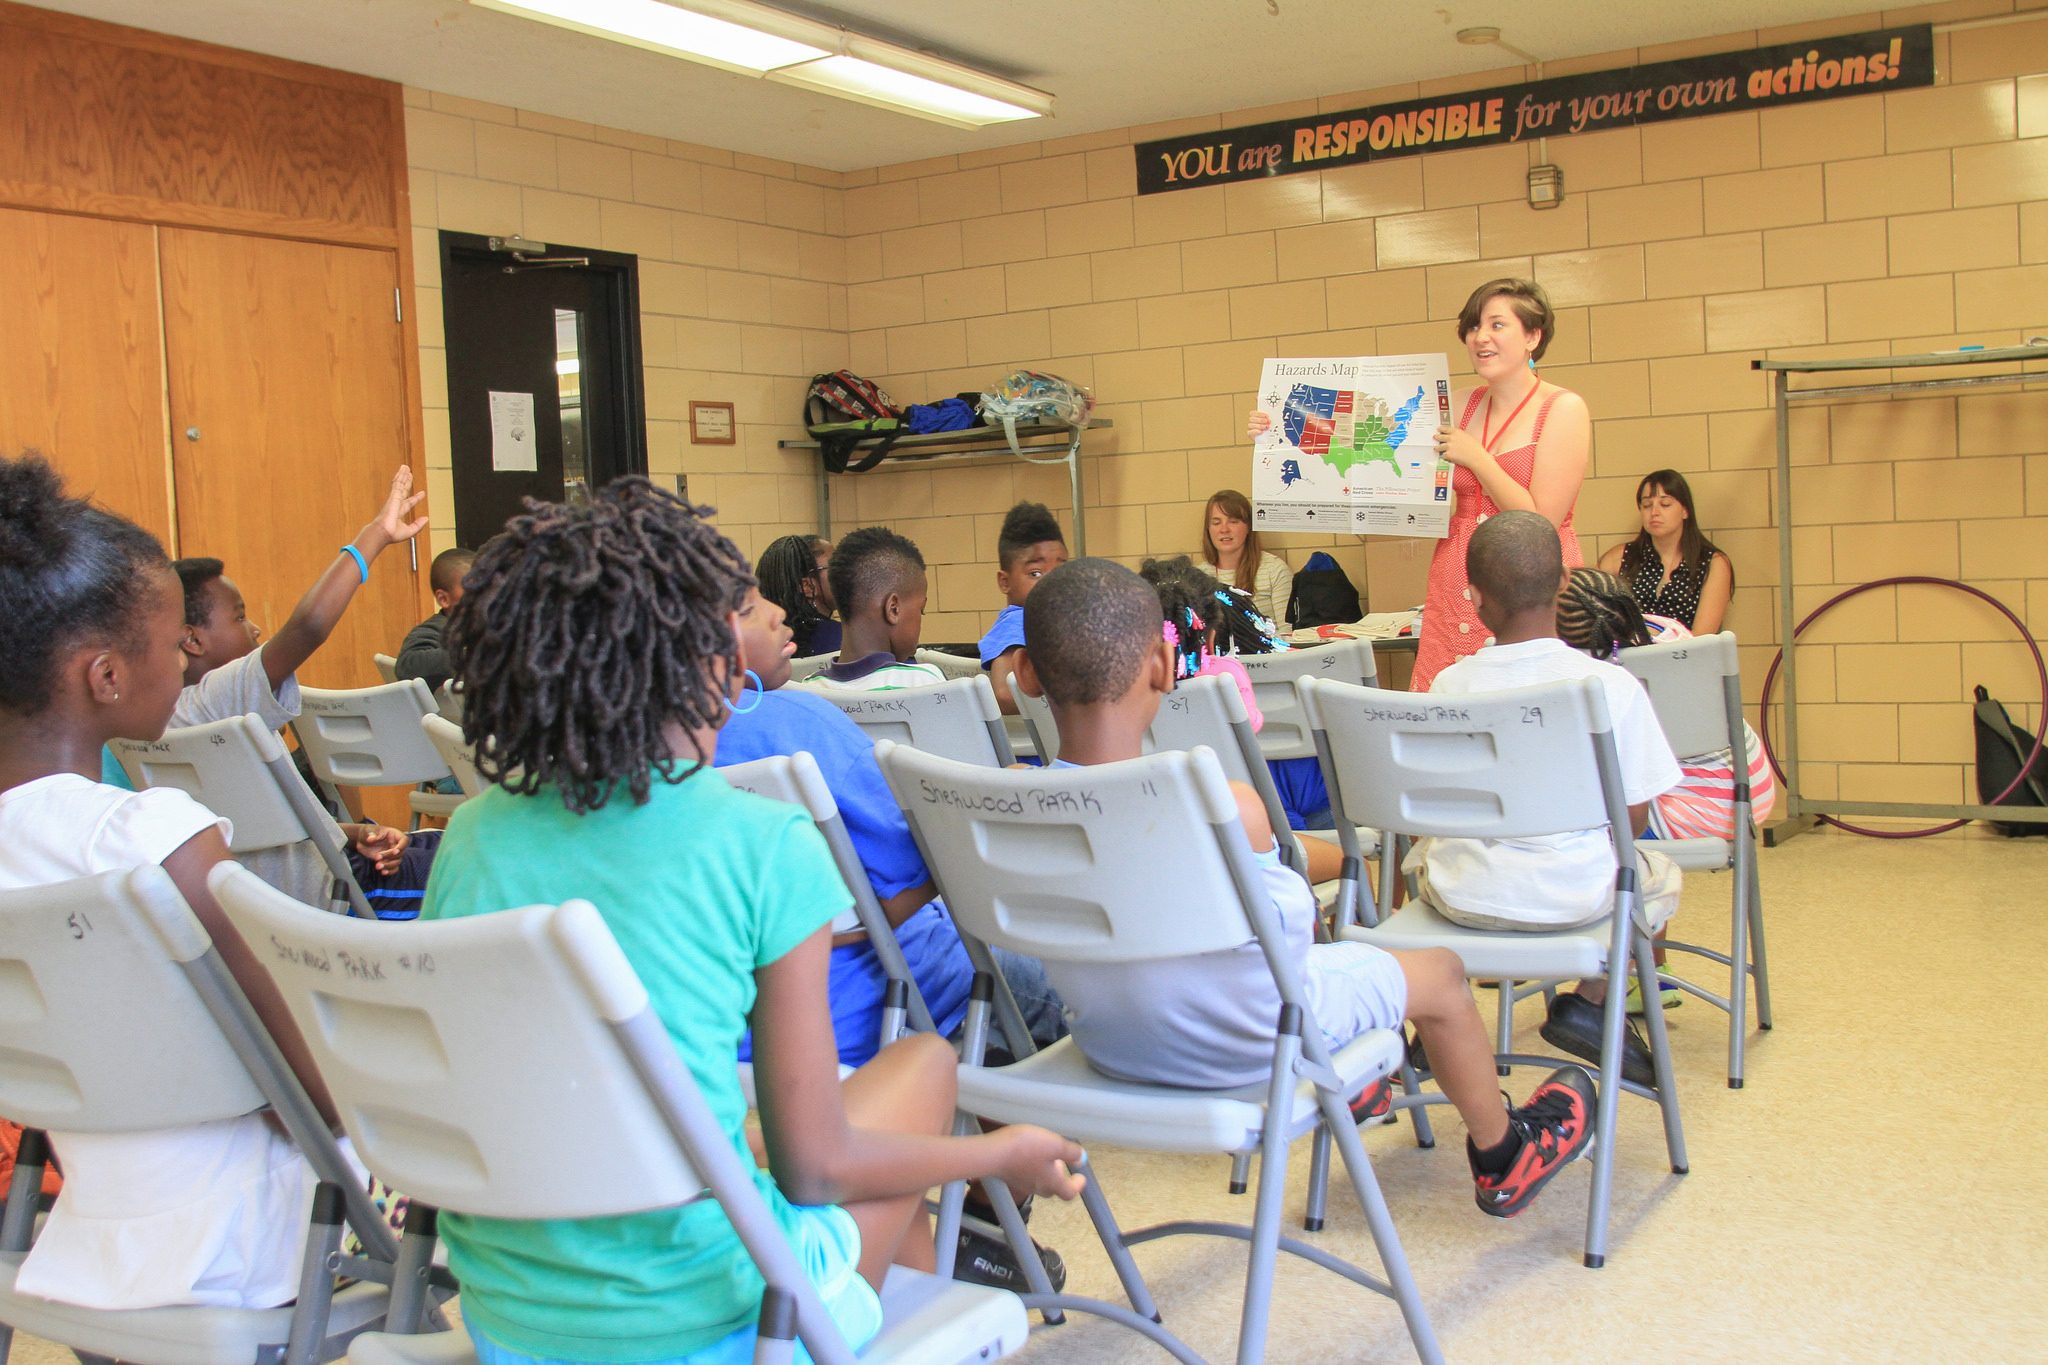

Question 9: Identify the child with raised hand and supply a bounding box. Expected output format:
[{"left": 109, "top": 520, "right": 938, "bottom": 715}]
[
  {"left": 105, "top": 466, "right": 429, "bottom": 909},
  {"left": 809, "top": 526, "right": 947, "bottom": 692},
  {"left": 978, "top": 502, "right": 1068, "bottom": 714},
  {"left": 1013, "top": 557, "right": 1595, "bottom": 1219},
  {"left": 0, "top": 455, "right": 338, "bottom": 1310},
  {"left": 423, "top": 480, "right": 1083, "bottom": 1363},
  {"left": 1412, "top": 515, "right": 1685, "bottom": 1086}
]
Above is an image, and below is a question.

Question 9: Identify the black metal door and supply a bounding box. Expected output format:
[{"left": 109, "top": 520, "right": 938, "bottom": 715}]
[{"left": 439, "top": 232, "right": 646, "bottom": 547}]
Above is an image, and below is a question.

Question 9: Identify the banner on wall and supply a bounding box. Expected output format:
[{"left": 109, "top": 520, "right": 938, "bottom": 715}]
[
  {"left": 1251, "top": 353, "right": 1455, "bottom": 538},
  {"left": 1135, "top": 24, "right": 1933, "bottom": 195}
]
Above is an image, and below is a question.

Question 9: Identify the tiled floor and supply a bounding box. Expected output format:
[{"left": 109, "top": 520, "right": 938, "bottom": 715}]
[
  {"left": 998, "top": 825, "right": 2048, "bottom": 1364},
  {"left": 11, "top": 825, "right": 2046, "bottom": 1365}
]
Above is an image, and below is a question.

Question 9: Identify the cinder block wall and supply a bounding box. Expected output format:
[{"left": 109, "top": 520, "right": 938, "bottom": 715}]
[{"left": 409, "top": 0, "right": 2048, "bottom": 808}]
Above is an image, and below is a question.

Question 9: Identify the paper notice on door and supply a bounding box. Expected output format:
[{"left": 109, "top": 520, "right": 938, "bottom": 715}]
[{"left": 489, "top": 391, "right": 537, "bottom": 472}]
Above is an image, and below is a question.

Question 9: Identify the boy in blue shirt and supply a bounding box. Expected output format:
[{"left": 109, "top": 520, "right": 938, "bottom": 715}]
[
  {"left": 725, "top": 586, "right": 1071, "bottom": 1293},
  {"left": 978, "top": 502, "right": 1067, "bottom": 715}
]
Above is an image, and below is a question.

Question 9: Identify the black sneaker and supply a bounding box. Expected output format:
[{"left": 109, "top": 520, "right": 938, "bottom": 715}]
[
  {"left": 1348, "top": 1076, "right": 1393, "bottom": 1123},
  {"left": 1539, "top": 990, "right": 1657, "bottom": 1089},
  {"left": 954, "top": 1226, "right": 1067, "bottom": 1293},
  {"left": 1471, "top": 1066, "right": 1597, "bottom": 1218}
]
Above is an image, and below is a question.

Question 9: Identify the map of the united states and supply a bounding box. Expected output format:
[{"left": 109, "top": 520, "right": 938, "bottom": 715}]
[{"left": 1281, "top": 382, "right": 1426, "bottom": 478}]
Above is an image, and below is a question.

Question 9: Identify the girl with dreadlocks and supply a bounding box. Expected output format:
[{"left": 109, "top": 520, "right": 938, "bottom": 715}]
[
  {"left": 1557, "top": 566, "right": 1775, "bottom": 845},
  {"left": 756, "top": 532, "right": 840, "bottom": 657},
  {"left": 1139, "top": 557, "right": 1345, "bottom": 882},
  {"left": 422, "top": 479, "right": 1082, "bottom": 1365}
]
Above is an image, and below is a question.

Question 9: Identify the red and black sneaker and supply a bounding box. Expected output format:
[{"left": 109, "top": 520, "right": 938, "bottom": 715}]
[
  {"left": 1471, "top": 1066, "right": 1597, "bottom": 1218},
  {"left": 1348, "top": 1076, "right": 1394, "bottom": 1123}
]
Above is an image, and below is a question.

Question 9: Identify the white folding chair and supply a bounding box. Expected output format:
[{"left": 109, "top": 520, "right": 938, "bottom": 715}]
[
  {"left": 110, "top": 715, "right": 376, "bottom": 919},
  {"left": 875, "top": 742, "right": 1443, "bottom": 1365},
  {"left": 1303, "top": 675, "right": 1687, "bottom": 1270},
  {"left": 1235, "top": 642, "right": 1396, "bottom": 903},
  {"left": 916, "top": 651, "right": 1037, "bottom": 759},
  {"left": 433, "top": 683, "right": 463, "bottom": 725},
  {"left": 816, "top": 676, "right": 1015, "bottom": 767},
  {"left": 911, "top": 648, "right": 979, "bottom": 681},
  {"left": 0, "top": 866, "right": 416, "bottom": 1365},
  {"left": 787, "top": 652, "right": 836, "bottom": 683},
  {"left": 295, "top": 683, "right": 460, "bottom": 825},
  {"left": 372, "top": 654, "right": 398, "bottom": 685},
  {"left": 418, "top": 716, "right": 483, "bottom": 801},
  {"left": 720, "top": 753, "right": 936, "bottom": 1039},
  {"left": 208, "top": 866, "right": 1027, "bottom": 1365},
  {"left": 1618, "top": 631, "right": 1773, "bottom": 1089},
  {"left": 1013, "top": 685, "right": 1059, "bottom": 764}
]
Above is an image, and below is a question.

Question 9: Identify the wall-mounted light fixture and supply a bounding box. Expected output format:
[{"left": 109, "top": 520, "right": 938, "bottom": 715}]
[
  {"left": 470, "top": 0, "right": 1054, "bottom": 128},
  {"left": 1456, "top": 26, "right": 1564, "bottom": 210}
]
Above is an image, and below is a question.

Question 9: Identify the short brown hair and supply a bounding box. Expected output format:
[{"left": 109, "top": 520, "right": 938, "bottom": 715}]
[{"left": 1456, "top": 278, "right": 1555, "bottom": 362}]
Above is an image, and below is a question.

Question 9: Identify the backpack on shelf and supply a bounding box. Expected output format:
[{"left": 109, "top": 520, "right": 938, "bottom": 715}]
[
  {"left": 1285, "top": 551, "right": 1362, "bottom": 630},
  {"left": 806, "top": 371, "right": 903, "bottom": 474},
  {"left": 978, "top": 371, "right": 1093, "bottom": 457},
  {"left": 1972, "top": 684, "right": 2048, "bottom": 837}
]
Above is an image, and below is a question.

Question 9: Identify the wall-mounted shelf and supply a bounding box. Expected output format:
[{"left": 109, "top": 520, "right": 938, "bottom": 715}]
[{"left": 779, "top": 418, "right": 1112, "bottom": 555}]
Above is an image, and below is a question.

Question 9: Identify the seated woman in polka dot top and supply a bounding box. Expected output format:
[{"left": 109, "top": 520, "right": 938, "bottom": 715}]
[{"left": 1597, "top": 468, "right": 1733, "bottom": 634}]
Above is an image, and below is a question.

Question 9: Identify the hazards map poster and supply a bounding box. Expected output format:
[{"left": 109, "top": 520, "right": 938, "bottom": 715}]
[{"left": 1250, "top": 353, "right": 1454, "bottom": 538}]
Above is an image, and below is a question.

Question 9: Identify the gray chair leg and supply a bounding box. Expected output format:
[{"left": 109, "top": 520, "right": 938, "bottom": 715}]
[
  {"left": 1726, "top": 862, "right": 1751, "bottom": 1090},
  {"left": 1582, "top": 910, "right": 1633, "bottom": 1269},
  {"left": 1494, "top": 979, "right": 1515, "bottom": 1077},
  {"left": 1235, "top": 1016, "right": 1303, "bottom": 1365},
  {"left": 752, "top": 1286, "right": 798, "bottom": 1365},
  {"left": 1746, "top": 852, "right": 1774, "bottom": 1029},
  {"left": 1635, "top": 929, "right": 1688, "bottom": 1175},
  {"left": 1303, "top": 1123, "right": 1331, "bottom": 1232},
  {"left": 1074, "top": 1157, "right": 1162, "bottom": 1323},
  {"left": 384, "top": 1203, "right": 439, "bottom": 1335},
  {"left": 284, "top": 1183, "right": 344, "bottom": 1365},
  {"left": 983, "top": 1176, "right": 1063, "bottom": 1325},
  {"left": 1228, "top": 1151, "right": 1252, "bottom": 1194},
  {"left": 1395, "top": 1052, "right": 1435, "bottom": 1149},
  {"left": 1314, "top": 1085, "right": 1444, "bottom": 1365}
]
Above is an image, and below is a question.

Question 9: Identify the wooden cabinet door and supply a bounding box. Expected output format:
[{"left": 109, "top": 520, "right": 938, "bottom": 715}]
[
  {"left": 159, "top": 228, "right": 419, "bottom": 696},
  {"left": 0, "top": 207, "right": 173, "bottom": 542}
]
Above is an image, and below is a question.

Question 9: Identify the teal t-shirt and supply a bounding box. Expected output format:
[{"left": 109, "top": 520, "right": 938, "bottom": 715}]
[{"left": 420, "top": 765, "right": 851, "bottom": 1362}]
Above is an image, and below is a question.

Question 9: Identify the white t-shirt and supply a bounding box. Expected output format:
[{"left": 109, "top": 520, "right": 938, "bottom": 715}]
[
  {"left": 1044, "top": 845, "right": 1404, "bottom": 1091},
  {"left": 0, "top": 773, "right": 316, "bottom": 1310},
  {"left": 1421, "top": 637, "right": 1682, "bottom": 927},
  {"left": 174, "top": 648, "right": 343, "bottom": 911}
]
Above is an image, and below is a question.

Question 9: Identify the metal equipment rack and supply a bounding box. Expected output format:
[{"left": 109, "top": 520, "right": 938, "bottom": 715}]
[
  {"left": 1754, "top": 342, "right": 2048, "bottom": 843},
  {"left": 778, "top": 419, "right": 1111, "bottom": 556}
]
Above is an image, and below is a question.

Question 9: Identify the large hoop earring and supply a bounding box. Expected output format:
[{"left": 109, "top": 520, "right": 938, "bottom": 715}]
[{"left": 723, "top": 668, "right": 766, "bottom": 714}]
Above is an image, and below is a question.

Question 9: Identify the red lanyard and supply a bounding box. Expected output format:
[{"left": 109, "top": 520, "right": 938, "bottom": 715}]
[{"left": 1480, "top": 381, "right": 1541, "bottom": 453}]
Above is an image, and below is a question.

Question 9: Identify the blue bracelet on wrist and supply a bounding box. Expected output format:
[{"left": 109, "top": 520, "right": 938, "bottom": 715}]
[{"left": 340, "top": 544, "right": 369, "bottom": 583}]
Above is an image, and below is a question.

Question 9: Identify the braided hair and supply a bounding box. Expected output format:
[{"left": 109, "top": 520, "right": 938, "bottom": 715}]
[
  {"left": 445, "top": 478, "right": 755, "bottom": 813},
  {"left": 1558, "top": 567, "right": 1653, "bottom": 662},
  {"left": 1139, "top": 556, "right": 1281, "bottom": 680},
  {"left": 757, "top": 534, "right": 832, "bottom": 654},
  {"left": 0, "top": 454, "right": 170, "bottom": 715}
]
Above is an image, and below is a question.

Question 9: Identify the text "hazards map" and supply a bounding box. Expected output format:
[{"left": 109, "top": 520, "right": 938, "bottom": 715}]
[{"left": 1251, "top": 353, "right": 1454, "bottom": 538}]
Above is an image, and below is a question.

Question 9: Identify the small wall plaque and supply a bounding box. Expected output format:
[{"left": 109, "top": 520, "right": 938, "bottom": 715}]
[{"left": 690, "top": 401, "right": 736, "bottom": 445}]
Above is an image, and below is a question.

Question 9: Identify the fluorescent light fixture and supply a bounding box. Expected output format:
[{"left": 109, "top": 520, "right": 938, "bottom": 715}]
[
  {"left": 471, "top": 0, "right": 826, "bottom": 73},
  {"left": 556, "top": 358, "right": 581, "bottom": 375},
  {"left": 769, "top": 55, "right": 1043, "bottom": 126},
  {"left": 470, "top": 0, "right": 1052, "bottom": 128}
]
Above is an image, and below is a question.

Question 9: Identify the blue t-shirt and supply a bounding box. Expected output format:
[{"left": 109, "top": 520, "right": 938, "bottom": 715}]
[
  {"left": 715, "top": 689, "right": 972, "bottom": 1064},
  {"left": 100, "top": 747, "right": 135, "bottom": 790},
  {"left": 421, "top": 768, "right": 849, "bottom": 1361},
  {"left": 978, "top": 604, "right": 1026, "bottom": 668},
  {"left": 714, "top": 689, "right": 927, "bottom": 901}
]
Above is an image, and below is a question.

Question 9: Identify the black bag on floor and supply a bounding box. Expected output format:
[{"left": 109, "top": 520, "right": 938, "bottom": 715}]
[
  {"left": 1285, "top": 551, "right": 1361, "bottom": 630},
  {"left": 1972, "top": 684, "right": 2048, "bottom": 837}
]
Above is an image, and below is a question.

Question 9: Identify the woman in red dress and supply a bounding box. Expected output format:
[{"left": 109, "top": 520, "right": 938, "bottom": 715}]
[{"left": 1244, "top": 280, "right": 1590, "bottom": 689}]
